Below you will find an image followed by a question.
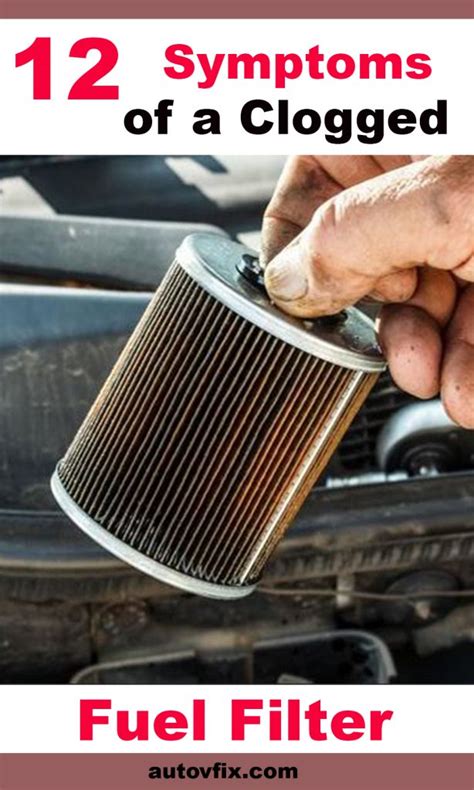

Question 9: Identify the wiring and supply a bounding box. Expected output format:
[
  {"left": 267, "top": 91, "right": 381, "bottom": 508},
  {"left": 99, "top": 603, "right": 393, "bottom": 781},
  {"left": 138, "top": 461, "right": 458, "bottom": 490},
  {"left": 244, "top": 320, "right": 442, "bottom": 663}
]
[{"left": 259, "top": 586, "right": 474, "bottom": 602}]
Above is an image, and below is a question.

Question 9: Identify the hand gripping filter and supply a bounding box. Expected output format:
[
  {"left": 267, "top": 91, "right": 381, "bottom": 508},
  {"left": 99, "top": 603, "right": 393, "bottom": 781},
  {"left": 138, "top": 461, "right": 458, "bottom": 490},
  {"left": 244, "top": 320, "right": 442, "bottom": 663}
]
[{"left": 51, "top": 234, "right": 385, "bottom": 599}]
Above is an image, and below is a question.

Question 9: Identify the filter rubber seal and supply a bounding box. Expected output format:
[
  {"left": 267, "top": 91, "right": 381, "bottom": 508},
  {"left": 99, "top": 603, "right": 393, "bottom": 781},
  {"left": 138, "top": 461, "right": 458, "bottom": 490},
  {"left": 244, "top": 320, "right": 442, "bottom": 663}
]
[{"left": 50, "top": 469, "right": 256, "bottom": 601}]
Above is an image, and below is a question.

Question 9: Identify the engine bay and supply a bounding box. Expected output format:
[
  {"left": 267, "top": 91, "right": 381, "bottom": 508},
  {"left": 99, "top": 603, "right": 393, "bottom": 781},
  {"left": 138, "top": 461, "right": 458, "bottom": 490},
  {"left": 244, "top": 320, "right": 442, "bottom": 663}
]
[{"left": 0, "top": 155, "right": 473, "bottom": 685}]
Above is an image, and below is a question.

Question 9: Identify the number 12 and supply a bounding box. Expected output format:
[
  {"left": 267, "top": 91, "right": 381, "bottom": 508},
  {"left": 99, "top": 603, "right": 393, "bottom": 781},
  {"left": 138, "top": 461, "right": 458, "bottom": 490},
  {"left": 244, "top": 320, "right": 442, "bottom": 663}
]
[{"left": 15, "top": 37, "right": 119, "bottom": 100}]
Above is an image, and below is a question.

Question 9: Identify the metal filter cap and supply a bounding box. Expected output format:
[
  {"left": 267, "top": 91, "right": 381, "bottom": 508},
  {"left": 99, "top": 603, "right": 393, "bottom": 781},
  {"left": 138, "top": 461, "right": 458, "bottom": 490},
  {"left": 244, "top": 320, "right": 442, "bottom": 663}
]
[{"left": 177, "top": 234, "right": 385, "bottom": 373}]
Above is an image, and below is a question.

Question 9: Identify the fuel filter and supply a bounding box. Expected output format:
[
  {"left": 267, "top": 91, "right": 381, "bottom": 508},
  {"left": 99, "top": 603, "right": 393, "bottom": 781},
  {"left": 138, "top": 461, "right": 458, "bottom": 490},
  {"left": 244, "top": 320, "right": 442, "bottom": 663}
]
[{"left": 51, "top": 234, "right": 385, "bottom": 599}]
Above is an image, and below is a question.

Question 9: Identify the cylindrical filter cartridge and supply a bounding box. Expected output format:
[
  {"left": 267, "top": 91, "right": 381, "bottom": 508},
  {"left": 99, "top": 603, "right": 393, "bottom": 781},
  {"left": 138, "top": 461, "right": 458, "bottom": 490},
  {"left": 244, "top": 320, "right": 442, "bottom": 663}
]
[{"left": 51, "top": 234, "right": 385, "bottom": 599}]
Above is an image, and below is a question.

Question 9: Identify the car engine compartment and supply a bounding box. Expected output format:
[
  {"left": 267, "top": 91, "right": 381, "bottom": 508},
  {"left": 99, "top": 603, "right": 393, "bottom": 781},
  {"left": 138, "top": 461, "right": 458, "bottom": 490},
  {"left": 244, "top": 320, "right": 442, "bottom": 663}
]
[{"left": 0, "top": 155, "right": 473, "bottom": 684}]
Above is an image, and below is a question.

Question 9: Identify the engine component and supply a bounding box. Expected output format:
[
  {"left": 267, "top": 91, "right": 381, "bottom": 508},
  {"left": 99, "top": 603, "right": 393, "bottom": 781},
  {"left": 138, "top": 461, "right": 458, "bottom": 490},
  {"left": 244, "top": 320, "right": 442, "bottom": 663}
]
[
  {"left": 377, "top": 400, "right": 474, "bottom": 476},
  {"left": 0, "top": 213, "right": 225, "bottom": 290},
  {"left": 414, "top": 604, "right": 474, "bottom": 656},
  {"left": 71, "top": 629, "right": 395, "bottom": 685},
  {"left": 326, "top": 471, "right": 408, "bottom": 487},
  {"left": 51, "top": 234, "right": 385, "bottom": 600},
  {"left": 378, "top": 570, "right": 460, "bottom": 626}
]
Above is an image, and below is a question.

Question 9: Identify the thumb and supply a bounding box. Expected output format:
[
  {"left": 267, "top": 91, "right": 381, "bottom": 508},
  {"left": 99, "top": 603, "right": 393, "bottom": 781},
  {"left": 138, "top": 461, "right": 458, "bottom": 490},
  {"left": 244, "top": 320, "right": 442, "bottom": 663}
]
[{"left": 264, "top": 156, "right": 474, "bottom": 317}]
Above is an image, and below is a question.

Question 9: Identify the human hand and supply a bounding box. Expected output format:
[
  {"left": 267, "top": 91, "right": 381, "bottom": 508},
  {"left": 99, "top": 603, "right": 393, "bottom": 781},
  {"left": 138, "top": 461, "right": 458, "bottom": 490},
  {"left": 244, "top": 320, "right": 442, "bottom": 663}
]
[{"left": 262, "top": 155, "right": 474, "bottom": 428}]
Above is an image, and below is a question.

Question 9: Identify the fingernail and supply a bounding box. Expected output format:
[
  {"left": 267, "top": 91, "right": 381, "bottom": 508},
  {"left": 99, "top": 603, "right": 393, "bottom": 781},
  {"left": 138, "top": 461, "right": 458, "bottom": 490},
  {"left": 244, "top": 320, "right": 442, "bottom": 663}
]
[{"left": 264, "top": 250, "right": 308, "bottom": 303}]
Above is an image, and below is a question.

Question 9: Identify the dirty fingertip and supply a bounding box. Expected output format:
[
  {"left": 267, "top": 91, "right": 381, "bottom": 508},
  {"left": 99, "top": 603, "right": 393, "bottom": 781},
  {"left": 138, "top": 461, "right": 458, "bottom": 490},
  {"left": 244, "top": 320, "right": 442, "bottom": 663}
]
[{"left": 264, "top": 244, "right": 309, "bottom": 305}]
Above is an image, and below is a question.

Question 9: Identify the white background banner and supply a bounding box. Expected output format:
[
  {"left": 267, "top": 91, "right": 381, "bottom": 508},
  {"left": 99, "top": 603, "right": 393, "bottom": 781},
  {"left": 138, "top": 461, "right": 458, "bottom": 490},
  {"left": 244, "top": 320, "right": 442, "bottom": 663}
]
[
  {"left": 0, "top": 19, "right": 471, "bottom": 154},
  {"left": 0, "top": 684, "right": 472, "bottom": 753}
]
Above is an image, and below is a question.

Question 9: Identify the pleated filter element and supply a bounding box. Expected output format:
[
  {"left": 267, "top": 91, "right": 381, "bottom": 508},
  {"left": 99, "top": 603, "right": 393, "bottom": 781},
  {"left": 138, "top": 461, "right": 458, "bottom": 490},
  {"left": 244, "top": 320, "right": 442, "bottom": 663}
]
[{"left": 51, "top": 234, "right": 385, "bottom": 599}]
